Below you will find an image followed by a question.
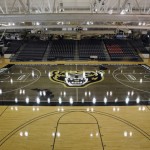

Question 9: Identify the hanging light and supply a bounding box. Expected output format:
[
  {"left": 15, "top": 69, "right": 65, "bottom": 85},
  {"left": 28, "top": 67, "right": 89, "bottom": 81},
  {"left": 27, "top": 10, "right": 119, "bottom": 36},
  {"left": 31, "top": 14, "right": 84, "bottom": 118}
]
[
  {"left": 36, "top": 22, "right": 40, "bottom": 26},
  {"left": 142, "top": 22, "right": 146, "bottom": 26},
  {"left": 108, "top": 9, "right": 113, "bottom": 14}
]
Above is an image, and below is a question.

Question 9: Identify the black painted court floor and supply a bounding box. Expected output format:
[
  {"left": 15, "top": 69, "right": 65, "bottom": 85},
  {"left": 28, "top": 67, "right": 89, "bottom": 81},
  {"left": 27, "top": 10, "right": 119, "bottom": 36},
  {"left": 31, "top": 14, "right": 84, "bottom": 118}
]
[{"left": 0, "top": 64, "right": 150, "bottom": 106}]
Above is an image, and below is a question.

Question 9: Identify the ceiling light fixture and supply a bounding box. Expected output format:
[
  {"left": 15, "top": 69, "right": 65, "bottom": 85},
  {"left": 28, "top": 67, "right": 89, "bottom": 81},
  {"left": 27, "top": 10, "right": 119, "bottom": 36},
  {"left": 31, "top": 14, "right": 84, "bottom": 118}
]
[
  {"left": 138, "top": 22, "right": 142, "bottom": 26},
  {"left": 120, "top": 10, "right": 126, "bottom": 15},
  {"left": 108, "top": 9, "right": 113, "bottom": 14},
  {"left": 59, "top": 1, "right": 64, "bottom": 12},
  {"left": 36, "top": 22, "right": 40, "bottom": 26}
]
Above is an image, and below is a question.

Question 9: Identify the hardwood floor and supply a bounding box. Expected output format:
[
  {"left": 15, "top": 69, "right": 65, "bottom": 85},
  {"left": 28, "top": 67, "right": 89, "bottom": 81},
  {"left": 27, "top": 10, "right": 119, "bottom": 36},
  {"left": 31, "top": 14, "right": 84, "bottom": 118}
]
[
  {"left": 0, "top": 106, "right": 149, "bottom": 150},
  {"left": 0, "top": 57, "right": 150, "bottom": 67},
  {"left": 0, "top": 57, "right": 150, "bottom": 150}
]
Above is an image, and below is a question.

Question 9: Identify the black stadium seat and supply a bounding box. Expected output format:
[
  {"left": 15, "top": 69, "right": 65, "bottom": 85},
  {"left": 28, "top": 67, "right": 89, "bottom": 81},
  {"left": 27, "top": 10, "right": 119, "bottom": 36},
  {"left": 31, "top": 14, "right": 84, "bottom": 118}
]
[{"left": 16, "top": 40, "right": 48, "bottom": 61}]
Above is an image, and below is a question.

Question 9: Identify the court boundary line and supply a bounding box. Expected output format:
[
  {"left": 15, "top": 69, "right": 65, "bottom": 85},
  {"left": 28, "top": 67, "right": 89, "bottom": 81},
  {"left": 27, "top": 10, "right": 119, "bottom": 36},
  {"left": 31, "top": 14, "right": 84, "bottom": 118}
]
[
  {"left": 23, "top": 73, "right": 31, "bottom": 82},
  {"left": 123, "top": 73, "right": 130, "bottom": 81},
  {"left": 112, "top": 67, "right": 150, "bottom": 94},
  {"left": 0, "top": 75, "right": 10, "bottom": 81},
  {"left": 2, "top": 66, "right": 41, "bottom": 93},
  {"left": 0, "top": 109, "right": 149, "bottom": 148},
  {"left": 146, "top": 106, "right": 150, "bottom": 111},
  {"left": 115, "top": 73, "right": 150, "bottom": 82},
  {"left": 52, "top": 111, "right": 104, "bottom": 150},
  {"left": 0, "top": 106, "right": 9, "bottom": 117}
]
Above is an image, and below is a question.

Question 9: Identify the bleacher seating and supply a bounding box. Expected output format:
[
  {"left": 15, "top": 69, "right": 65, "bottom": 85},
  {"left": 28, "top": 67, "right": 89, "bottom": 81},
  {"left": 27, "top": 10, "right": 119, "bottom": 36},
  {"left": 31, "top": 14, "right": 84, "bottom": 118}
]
[
  {"left": 16, "top": 40, "right": 48, "bottom": 61},
  {"left": 78, "top": 39, "right": 106, "bottom": 60},
  {"left": 104, "top": 39, "right": 142, "bottom": 61},
  {"left": 129, "top": 40, "right": 149, "bottom": 54},
  {"left": 4, "top": 40, "right": 23, "bottom": 54},
  {"left": 48, "top": 40, "right": 75, "bottom": 60},
  {"left": 8, "top": 39, "right": 145, "bottom": 62}
]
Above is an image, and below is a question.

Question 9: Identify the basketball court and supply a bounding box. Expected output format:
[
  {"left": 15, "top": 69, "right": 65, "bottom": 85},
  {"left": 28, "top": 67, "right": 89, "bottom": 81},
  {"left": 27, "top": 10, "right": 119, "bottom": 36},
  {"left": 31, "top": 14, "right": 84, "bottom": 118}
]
[
  {"left": 0, "top": 106, "right": 150, "bottom": 150},
  {"left": 0, "top": 63, "right": 150, "bottom": 150},
  {"left": 0, "top": 64, "right": 150, "bottom": 105}
]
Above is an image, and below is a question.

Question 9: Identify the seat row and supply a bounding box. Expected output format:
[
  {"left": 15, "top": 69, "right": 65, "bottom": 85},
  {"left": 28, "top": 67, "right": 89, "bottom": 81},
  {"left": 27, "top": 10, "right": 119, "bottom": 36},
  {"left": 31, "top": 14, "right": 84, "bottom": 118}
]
[{"left": 16, "top": 40, "right": 48, "bottom": 61}]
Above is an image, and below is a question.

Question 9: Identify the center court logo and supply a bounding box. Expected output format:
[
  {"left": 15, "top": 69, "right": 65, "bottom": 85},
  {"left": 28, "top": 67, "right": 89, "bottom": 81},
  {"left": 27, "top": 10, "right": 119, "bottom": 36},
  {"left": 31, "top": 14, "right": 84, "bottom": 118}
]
[{"left": 49, "top": 70, "right": 105, "bottom": 88}]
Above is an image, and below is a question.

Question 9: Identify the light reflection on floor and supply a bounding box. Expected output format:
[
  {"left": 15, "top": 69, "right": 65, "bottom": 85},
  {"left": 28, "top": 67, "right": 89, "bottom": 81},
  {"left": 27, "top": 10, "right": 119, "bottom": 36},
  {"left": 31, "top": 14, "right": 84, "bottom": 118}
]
[
  {"left": 0, "top": 64, "right": 150, "bottom": 106},
  {"left": 0, "top": 106, "right": 149, "bottom": 150}
]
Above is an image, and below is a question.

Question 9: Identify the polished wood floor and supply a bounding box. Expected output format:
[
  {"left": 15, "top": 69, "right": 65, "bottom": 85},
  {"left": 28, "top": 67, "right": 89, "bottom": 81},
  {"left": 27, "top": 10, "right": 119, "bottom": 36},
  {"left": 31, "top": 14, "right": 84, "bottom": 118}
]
[
  {"left": 0, "top": 57, "right": 150, "bottom": 150},
  {"left": 0, "top": 57, "right": 150, "bottom": 67},
  {"left": 0, "top": 106, "right": 150, "bottom": 150}
]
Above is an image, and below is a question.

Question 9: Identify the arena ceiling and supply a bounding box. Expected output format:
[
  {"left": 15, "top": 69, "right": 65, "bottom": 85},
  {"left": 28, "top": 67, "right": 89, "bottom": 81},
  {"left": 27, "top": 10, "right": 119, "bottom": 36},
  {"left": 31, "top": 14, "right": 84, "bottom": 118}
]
[{"left": 0, "top": 0, "right": 150, "bottom": 32}]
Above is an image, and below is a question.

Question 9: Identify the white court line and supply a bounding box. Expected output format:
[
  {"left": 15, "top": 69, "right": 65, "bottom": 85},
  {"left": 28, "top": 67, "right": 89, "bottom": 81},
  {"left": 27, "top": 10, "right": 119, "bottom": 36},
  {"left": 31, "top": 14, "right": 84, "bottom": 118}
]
[
  {"left": 0, "top": 74, "right": 38, "bottom": 82},
  {"left": 0, "top": 80, "right": 38, "bottom": 83},
  {"left": 115, "top": 73, "right": 150, "bottom": 83},
  {"left": 23, "top": 73, "right": 31, "bottom": 82},
  {"left": 7, "top": 73, "right": 29, "bottom": 74},
  {"left": 112, "top": 67, "right": 150, "bottom": 94},
  {"left": 123, "top": 74, "right": 130, "bottom": 81},
  {"left": 17, "top": 74, "right": 27, "bottom": 81},
  {"left": 144, "top": 75, "right": 150, "bottom": 80},
  {"left": 0, "top": 75, "right": 10, "bottom": 81},
  {"left": 2, "top": 67, "right": 41, "bottom": 94},
  {"left": 122, "top": 73, "right": 149, "bottom": 74},
  {"left": 125, "top": 74, "right": 136, "bottom": 81}
]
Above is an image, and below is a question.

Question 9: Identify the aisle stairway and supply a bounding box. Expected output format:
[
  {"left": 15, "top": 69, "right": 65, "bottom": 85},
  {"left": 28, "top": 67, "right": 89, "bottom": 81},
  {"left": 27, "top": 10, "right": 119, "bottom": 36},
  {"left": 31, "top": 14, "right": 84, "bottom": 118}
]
[{"left": 74, "top": 41, "right": 79, "bottom": 60}]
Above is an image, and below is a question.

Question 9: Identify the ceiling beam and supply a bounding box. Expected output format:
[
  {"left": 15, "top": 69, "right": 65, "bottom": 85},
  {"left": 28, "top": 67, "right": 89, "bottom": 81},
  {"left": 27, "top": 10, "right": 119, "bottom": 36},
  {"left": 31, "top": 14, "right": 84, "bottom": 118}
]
[
  {"left": 120, "top": 0, "right": 128, "bottom": 14},
  {"left": 45, "top": 30, "right": 116, "bottom": 35},
  {"left": 117, "top": 0, "right": 121, "bottom": 13},
  {"left": 10, "top": 0, "right": 17, "bottom": 13},
  {"left": 26, "top": 0, "right": 30, "bottom": 13},
  {"left": 4, "top": 0, "right": 8, "bottom": 14},
  {"left": 0, "top": 13, "right": 149, "bottom": 23},
  {"left": 0, "top": 24, "right": 150, "bottom": 30},
  {"left": 47, "top": 0, "right": 52, "bottom": 13},
  {"left": 135, "top": 0, "right": 141, "bottom": 13},
  {"left": 0, "top": 6, "right": 5, "bottom": 14},
  {"left": 18, "top": 0, "right": 27, "bottom": 12}
]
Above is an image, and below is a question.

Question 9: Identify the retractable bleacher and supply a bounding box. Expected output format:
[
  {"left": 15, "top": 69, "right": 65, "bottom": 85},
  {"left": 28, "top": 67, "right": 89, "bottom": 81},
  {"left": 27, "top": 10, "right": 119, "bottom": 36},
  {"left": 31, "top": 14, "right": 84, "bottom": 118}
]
[
  {"left": 104, "top": 39, "right": 142, "bottom": 61},
  {"left": 129, "top": 39, "right": 149, "bottom": 54},
  {"left": 78, "top": 39, "right": 106, "bottom": 60},
  {"left": 48, "top": 40, "right": 75, "bottom": 60},
  {"left": 16, "top": 40, "right": 48, "bottom": 61},
  {"left": 4, "top": 40, "right": 23, "bottom": 54}
]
